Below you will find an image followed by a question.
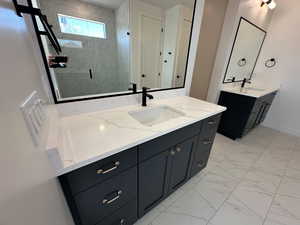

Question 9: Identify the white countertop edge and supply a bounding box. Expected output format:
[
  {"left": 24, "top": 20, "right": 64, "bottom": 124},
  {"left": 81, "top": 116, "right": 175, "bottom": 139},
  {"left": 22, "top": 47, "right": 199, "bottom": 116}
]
[
  {"left": 55, "top": 108, "right": 226, "bottom": 176},
  {"left": 221, "top": 87, "right": 279, "bottom": 98}
]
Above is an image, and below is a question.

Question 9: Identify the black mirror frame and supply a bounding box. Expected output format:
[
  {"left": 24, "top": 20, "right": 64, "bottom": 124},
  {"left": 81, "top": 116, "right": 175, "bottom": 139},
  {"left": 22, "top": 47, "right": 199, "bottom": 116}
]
[
  {"left": 27, "top": 0, "right": 198, "bottom": 104},
  {"left": 223, "top": 17, "right": 267, "bottom": 84}
]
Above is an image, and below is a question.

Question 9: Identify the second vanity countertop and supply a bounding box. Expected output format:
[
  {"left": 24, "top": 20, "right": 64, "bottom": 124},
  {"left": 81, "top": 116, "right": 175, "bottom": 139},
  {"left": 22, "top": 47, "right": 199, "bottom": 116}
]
[
  {"left": 46, "top": 96, "right": 226, "bottom": 176},
  {"left": 221, "top": 85, "right": 279, "bottom": 98}
]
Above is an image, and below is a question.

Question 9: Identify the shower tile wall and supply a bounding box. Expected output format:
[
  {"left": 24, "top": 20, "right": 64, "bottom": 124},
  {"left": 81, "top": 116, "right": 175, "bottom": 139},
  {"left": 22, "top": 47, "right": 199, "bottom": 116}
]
[{"left": 39, "top": 0, "right": 127, "bottom": 98}]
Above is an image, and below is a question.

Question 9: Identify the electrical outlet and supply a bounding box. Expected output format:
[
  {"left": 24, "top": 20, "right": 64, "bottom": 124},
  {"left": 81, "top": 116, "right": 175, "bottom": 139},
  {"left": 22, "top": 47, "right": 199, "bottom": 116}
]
[{"left": 20, "top": 91, "right": 46, "bottom": 146}]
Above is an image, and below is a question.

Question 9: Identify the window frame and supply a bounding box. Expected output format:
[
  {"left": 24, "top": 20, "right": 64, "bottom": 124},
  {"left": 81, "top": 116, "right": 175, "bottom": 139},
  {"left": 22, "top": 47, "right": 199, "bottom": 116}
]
[{"left": 57, "top": 14, "right": 107, "bottom": 39}]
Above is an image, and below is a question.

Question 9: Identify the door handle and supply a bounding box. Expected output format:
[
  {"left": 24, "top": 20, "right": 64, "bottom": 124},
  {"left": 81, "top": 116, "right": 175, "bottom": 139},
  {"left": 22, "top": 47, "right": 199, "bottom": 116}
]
[{"left": 89, "top": 69, "right": 93, "bottom": 79}]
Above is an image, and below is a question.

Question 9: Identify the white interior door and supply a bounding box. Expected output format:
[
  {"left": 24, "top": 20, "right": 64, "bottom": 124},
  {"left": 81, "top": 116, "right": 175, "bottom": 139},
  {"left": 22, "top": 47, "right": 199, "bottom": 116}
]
[
  {"left": 140, "top": 15, "right": 162, "bottom": 88},
  {"left": 174, "top": 19, "right": 192, "bottom": 87}
]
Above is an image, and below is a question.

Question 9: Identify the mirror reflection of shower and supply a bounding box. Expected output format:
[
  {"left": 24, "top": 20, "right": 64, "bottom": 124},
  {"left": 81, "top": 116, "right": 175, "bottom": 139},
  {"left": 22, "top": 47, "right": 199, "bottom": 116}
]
[{"left": 31, "top": 0, "right": 195, "bottom": 100}]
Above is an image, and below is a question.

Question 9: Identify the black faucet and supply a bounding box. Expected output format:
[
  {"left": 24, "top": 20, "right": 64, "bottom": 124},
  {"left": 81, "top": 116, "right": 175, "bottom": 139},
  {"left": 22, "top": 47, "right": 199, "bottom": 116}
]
[
  {"left": 142, "top": 87, "right": 154, "bottom": 107},
  {"left": 241, "top": 78, "right": 251, "bottom": 88},
  {"left": 128, "top": 82, "right": 137, "bottom": 93}
]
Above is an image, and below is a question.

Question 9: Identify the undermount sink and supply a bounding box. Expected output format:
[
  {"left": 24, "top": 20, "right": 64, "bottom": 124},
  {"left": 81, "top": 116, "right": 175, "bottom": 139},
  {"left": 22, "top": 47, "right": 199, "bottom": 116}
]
[{"left": 129, "top": 105, "right": 185, "bottom": 127}]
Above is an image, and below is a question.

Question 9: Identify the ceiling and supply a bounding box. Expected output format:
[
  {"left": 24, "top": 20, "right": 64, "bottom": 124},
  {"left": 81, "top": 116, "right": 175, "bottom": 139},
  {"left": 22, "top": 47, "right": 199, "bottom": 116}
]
[
  {"left": 80, "top": 0, "right": 195, "bottom": 10},
  {"left": 80, "top": 0, "right": 124, "bottom": 9}
]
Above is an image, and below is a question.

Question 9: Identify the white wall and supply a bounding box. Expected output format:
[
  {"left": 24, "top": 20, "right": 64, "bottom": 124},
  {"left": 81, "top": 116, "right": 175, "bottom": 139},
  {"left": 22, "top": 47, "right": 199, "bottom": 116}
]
[
  {"left": 207, "top": 0, "right": 273, "bottom": 103},
  {"left": 256, "top": 0, "right": 300, "bottom": 137},
  {"left": 0, "top": 1, "right": 73, "bottom": 225}
]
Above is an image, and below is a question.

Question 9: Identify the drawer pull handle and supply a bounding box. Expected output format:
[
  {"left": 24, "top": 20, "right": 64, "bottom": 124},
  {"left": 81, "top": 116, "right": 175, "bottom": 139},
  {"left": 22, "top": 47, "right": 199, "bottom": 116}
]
[
  {"left": 102, "top": 190, "right": 122, "bottom": 205},
  {"left": 176, "top": 147, "right": 181, "bottom": 152},
  {"left": 97, "top": 161, "right": 120, "bottom": 175},
  {"left": 170, "top": 150, "right": 176, "bottom": 156},
  {"left": 198, "top": 161, "right": 205, "bottom": 167},
  {"left": 208, "top": 121, "right": 216, "bottom": 125},
  {"left": 203, "top": 140, "right": 212, "bottom": 145}
]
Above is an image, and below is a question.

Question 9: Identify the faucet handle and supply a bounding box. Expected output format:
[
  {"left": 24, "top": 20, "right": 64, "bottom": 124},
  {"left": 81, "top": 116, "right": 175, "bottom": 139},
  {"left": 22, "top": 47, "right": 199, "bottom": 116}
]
[
  {"left": 142, "top": 87, "right": 150, "bottom": 91},
  {"left": 128, "top": 83, "right": 137, "bottom": 93}
]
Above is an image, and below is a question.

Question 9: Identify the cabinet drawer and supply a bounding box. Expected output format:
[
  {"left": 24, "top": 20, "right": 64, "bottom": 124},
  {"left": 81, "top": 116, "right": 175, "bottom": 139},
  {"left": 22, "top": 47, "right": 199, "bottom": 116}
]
[
  {"left": 62, "top": 147, "right": 137, "bottom": 195},
  {"left": 139, "top": 122, "right": 201, "bottom": 162},
  {"left": 96, "top": 199, "right": 138, "bottom": 225},
  {"left": 200, "top": 114, "right": 221, "bottom": 139},
  {"left": 75, "top": 167, "right": 137, "bottom": 225},
  {"left": 191, "top": 149, "right": 210, "bottom": 177}
]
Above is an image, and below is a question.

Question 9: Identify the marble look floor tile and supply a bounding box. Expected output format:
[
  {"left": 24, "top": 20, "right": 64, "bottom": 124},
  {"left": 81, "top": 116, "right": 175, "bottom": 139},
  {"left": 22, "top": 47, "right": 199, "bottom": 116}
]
[
  {"left": 206, "top": 160, "right": 249, "bottom": 179},
  {"left": 167, "top": 189, "right": 216, "bottom": 221},
  {"left": 160, "top": 188, "right": 185, "bottom": 209},
  {"left": 285, "top": 167, "right": 300, "bottom": 180},
  {"left": 252, "top": 158, "right": 288, "bottom": 176},
  {"left": 265, "top": 195, "right": 300, "bottom": 225},
  {"left": 209, "top": 195, "right": 264, "bottom": 225},
  {"left": 194, "top": 173, "right": 239, "bottom": 210},
  {"left": 288, "top": 153, "right": 300, "bottom": 170},
  {"left": 151, "top": 212, "right": 207, "bottom": 225},
  {"left": 134, "top": 204, "right": 166, "bottom": 225},
  {"left": 230, "top": 186, "right": 274, "bottom": 219},
  {"left": 239, "top": 170, "right": 282, "bottom": 194},
  {"left": 278, "top": 177, "right": 300, "bottom": 198}
]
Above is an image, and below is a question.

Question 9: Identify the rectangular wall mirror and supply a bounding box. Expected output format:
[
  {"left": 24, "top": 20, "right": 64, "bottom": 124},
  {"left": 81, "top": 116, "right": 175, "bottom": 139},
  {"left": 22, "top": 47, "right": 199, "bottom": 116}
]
[
  {"left": 29, "top": 0, "right": 196, "bottom": 103},
  {"left": 223, "top": 17, "right": 266, "bottom": 83}
]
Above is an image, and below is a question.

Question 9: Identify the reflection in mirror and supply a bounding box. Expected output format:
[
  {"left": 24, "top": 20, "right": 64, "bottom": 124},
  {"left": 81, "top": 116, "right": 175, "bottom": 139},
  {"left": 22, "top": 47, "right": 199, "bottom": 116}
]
[
  {"left": 32, "top": 0, "right": 195, "bottom": 101},
  {"left": 223, "top": 17, "right": 266, "bottom": 83}
]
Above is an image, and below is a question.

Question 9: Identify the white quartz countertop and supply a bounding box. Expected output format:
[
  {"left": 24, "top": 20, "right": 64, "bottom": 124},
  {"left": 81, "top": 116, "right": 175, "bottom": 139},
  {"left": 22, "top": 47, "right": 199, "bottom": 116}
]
[
  {"left": 47, "top": 96, "right": 226, "bottom": 176},
  {"left": 221, "top": 86, "right": 279, "bottom": 98}
]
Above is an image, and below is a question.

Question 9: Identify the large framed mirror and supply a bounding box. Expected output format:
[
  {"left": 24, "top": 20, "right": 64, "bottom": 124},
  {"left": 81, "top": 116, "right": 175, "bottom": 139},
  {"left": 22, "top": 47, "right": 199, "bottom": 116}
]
[
  {"left": 28, "top": 0, "right": 197, "bottom": 103},
  {"left": 223, "top": 17, "right": 267, "bottom": 83}
]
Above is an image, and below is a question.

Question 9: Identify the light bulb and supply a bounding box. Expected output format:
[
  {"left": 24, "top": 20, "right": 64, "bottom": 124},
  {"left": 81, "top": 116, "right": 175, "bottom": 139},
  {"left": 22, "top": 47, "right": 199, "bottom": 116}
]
[{"left": 268, "top": 1, "right": 277, "bottom": 9}]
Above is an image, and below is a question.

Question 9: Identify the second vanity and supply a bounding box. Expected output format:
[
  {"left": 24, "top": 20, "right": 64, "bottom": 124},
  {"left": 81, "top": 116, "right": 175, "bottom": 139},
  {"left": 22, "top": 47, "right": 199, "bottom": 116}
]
[
  {"left": 46, "top": 96, "right": 226, "bottom": 225},
  {"left": 218, "top": 86, "right": 278, "bottom": 140}
]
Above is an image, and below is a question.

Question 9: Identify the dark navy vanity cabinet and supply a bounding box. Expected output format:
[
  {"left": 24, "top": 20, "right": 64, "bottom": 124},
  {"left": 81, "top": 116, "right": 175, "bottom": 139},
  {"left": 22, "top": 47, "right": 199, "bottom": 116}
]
[
  {"left": 218, "top": 91, "right": 277, "bottom": 140},
  {"left": 58, "top": 114, "right": 221, "bottom": 225}
]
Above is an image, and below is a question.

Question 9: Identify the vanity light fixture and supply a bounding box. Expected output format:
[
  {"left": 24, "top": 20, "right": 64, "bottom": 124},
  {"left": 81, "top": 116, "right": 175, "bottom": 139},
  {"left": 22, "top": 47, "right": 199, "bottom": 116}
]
[{"left": 261, "top": 0, "right": 277, "bottom": 10}]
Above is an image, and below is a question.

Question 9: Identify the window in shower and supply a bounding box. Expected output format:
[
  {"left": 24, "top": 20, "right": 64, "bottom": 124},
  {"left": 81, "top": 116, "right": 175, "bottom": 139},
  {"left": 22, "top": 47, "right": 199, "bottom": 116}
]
[{"left": 58, "top": 14, "right": 107, "bottom": 39}]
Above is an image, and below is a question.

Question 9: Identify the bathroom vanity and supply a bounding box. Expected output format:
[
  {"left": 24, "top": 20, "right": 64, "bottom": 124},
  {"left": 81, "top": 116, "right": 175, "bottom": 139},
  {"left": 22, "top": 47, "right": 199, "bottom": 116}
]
[
  {"left": 46, "top": 96, "right": 225, "bottom": 225},
  {"left": 218, "top": 87, "right": 278, "bottom": 140}
]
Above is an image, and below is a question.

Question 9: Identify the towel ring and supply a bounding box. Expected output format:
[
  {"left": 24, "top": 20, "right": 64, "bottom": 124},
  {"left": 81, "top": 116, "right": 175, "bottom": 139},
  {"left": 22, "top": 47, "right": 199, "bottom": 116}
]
[
  {"left": 265, "top": 58, "right": 276, "bottom": 68},
  {"left": 237, "top": 58, "right": 247, "bottom": 67}
]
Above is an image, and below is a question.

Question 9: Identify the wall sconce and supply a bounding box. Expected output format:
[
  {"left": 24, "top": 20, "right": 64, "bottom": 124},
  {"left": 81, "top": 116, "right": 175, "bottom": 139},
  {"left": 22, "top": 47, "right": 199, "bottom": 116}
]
[{"left": 261, "top": 0, "right": 277, "bottom": 10}]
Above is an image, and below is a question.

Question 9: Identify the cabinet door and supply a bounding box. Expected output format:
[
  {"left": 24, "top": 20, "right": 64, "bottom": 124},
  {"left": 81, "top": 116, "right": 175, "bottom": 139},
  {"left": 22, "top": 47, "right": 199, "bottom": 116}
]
[
  {"left": 168, "top": 138, "right": 195, "bottom": 193},
  {"left": 138, "top": 150, "right": 171, "bottom": 217}
]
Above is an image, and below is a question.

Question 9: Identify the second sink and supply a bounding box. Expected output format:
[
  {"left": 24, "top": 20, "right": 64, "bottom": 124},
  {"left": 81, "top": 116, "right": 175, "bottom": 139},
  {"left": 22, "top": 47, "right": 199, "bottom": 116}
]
[{"left": 129, "top": 105, "right": 185, "bottom": 127}]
